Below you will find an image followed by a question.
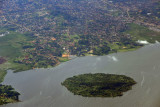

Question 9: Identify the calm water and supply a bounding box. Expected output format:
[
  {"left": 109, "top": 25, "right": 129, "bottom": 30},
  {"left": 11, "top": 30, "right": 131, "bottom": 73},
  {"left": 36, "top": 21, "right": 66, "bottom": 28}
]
[{"left": 2, "top": 43, "right": 160, "bottom": 107}]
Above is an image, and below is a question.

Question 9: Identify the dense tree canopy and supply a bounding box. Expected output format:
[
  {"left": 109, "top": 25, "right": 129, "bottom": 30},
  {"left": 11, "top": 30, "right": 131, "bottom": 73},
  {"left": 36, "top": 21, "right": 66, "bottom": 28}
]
[{"left": 62, "top": 73, "right": 136, "bottom": 97}]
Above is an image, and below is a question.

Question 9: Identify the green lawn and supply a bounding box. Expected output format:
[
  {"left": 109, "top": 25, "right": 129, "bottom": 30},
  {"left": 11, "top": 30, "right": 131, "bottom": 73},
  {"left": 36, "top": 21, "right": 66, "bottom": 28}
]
[
  {"left": 124, "top": 23, "right": 160, "bottom": 43},
  {"left": 0, "top": 70, "right": 7, "bottom": 83},
  {"left": 58, "top": 57, "right": 69, "bottom": 62},
  {"left": 0, "top": 30, "right": 31, "bottom": 59}
]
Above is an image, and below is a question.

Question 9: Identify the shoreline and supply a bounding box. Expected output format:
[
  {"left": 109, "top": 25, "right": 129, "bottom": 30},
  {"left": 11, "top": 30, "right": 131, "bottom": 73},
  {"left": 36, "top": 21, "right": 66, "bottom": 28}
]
[
  {"left": 1, "top": 43, "right": 160, "bottom": 107},
  {"left": 0, "top": 42, "right": 156, "bottom": 106},
  {"left": 0, "top": 44, "right": 144, "bottom": 80}
]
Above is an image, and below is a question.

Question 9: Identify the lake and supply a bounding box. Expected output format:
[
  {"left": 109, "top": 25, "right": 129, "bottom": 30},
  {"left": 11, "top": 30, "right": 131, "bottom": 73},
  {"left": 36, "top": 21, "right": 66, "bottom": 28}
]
[{"left": 2, "top": 43, "right": 160, "bottom": 107}]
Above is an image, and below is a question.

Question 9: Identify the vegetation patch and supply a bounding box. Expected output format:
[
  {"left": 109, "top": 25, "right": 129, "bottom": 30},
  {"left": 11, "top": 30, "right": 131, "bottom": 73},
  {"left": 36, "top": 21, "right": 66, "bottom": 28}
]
[
  {"left": 62, "top": 73, "right": 136, "bottom": 97},
  {"left": 0, "top": 70, "right": 7, "bottom": 83},
  {"left": 125, "top": 23, "right": 160, "bottom": 43},
  {"left": 0, "top": 57, "right": 6, "bottom": 65},
  {"left": 0, "top": 84, "right": 20, "bottom": 105},
  {"left": 0, "top": 69, "right": 20, "bottom": 105}
]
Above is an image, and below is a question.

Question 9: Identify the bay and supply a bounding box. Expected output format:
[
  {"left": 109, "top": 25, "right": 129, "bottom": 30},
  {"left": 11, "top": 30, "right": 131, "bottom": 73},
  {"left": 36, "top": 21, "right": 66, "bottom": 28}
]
[{"left": 2, "top": 43, "right": 160, "bottom": 107}]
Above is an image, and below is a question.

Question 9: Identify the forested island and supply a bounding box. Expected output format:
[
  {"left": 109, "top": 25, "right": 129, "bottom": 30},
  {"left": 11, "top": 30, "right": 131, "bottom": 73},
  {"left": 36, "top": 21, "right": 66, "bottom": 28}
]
[
  {"left": 0, "top": 84, "right": 20, "bottom": 105},
  {"left": 62, "top": 73, "right": 136, "bottom": 97}
]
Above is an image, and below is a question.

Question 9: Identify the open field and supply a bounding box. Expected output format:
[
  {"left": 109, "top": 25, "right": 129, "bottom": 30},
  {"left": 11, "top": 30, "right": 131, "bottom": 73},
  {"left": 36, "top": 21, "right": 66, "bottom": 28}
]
[{"left": 125, "top": 23, "right": 160, "bottom": 43}]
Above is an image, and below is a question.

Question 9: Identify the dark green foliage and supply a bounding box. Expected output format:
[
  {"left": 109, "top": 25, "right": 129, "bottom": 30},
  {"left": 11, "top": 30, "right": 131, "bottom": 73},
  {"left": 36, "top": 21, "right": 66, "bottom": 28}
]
[
  {"left": 0, "top": 84, "right": 20, "bottom": 105},
  {"left": 93, "top": 44, "right": 111, "bottom": 55},
  {"left": 62, "top": 73, "right": 136, "bottom": 97}
]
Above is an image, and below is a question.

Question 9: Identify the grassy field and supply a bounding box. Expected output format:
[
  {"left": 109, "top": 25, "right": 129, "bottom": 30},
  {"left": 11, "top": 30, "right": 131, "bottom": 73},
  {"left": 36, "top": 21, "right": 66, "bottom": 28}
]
[
  {"left": 124, "top": 23, "right": 160, "bottom": 43},
  {"left": 0, "top": 28, "right": 33, "bottom": 73},
  {"left": 10, "top": 62, "right": 32, "bottom": 73},
  {"left": 0, "top": 30, "right": 30, "bottom": 59},
  {"left": 0, "top": 70, "right": 7, "bottom": 83},
  {"left": 58, "top": 57, "right": 70, "bottom": 62}
]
